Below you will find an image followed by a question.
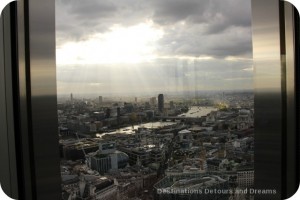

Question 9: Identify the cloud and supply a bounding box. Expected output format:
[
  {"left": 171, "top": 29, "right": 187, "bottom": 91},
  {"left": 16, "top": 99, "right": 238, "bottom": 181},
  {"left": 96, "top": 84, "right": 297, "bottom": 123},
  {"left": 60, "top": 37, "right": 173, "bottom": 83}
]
[
  {"left": 56, "top": 0, "right": 152, "bottom": 44},
  {"left": 55, "top": 0, "right": 254, "bottom": 94},
  {"left": 149, "top": 0, "right": 251, "bottom": 29},
  {"left": 56, "top": 0, "right": 252, "bottom": 57},
  {"left": 150, "top": 0, "right": 207, "bottom": 25},
  {"left": 156, "top": 24, "right": 252, "bottom": 58},
  {"left": 150, "top": 0, "right": 252, "bottom": 58}
]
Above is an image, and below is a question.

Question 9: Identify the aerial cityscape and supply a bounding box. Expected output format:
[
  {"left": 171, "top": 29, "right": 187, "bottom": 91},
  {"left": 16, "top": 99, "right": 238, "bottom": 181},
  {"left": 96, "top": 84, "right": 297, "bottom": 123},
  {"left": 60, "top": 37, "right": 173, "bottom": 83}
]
[
  {"left": 58, "top": 91, "right": 254, "bottom": 200},
  {"left": 56, "top": 0, "right": 254, "bottom": 199}
]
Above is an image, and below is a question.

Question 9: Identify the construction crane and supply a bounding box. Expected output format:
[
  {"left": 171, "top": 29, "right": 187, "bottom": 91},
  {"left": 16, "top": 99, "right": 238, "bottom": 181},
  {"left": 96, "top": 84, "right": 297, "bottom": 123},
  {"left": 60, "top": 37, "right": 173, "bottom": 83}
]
[{"left": 75, "top": 132, "right": 88, "bottom": 164}]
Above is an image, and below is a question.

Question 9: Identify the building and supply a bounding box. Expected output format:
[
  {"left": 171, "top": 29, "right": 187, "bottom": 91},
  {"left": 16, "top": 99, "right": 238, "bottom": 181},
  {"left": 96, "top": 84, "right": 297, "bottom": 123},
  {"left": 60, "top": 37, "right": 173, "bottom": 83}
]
[
  {"left": 87, "top": 142, "right": 129, "bottom": 174},
  {"left": 150, "top": 148, "right": 164, "bottom": 163},
  {"left": 237, "top": 109, "right": 253, "bottom": 130},
  {"left": 99, "top": 96, "right": 103, "bottom": 105},
  {"left": 62, "top": 175, "right": 119, "bottom": 200},
  {"left": 206, "top": 158, "right": 222, "bottom": 171},
  {"left": 218, "top": 146, "right": 227, "bottom": 159},
  {"left": 158, "top": 94, "right": 164, "bottom": 113},
  {"left": 178, "top": 129, "right": 192, "bottom": 142},
  {"left": 169, "top": 101, "right": 174, "bottom": 109},
  {"left": 89, "top": 152, "right": 129, "bottom": 174},
  {"left": 237, "top": 170, "right": 254, "bottom": 189},
  {"left": 60, "top": 139, "right": 100, "bottom": 161},
  {"left": 90, "top": 122, "right": 97, "bottom": 132},
  {"left": 165, "top": 158, "right": 207, "bottom": 176},
  {"left": 118, "top": 146, "right": 151, "bottom": 166},
  {"left": 59, "top": 127, "right": 71, "bottom": 136},
  {"left": 153, "top": 173, "right": 229, "bottom": 200},
  {"left": 236, "top": 164, "right": 254, "bottom": 188},
  {"left": 150, "top": 97, "right": 157, "bottom": 106}
]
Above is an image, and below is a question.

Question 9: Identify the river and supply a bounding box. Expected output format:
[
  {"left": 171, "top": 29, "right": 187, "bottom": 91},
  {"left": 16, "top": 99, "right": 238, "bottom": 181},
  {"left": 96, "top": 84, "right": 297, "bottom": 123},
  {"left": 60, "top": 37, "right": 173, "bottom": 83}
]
[
  {"left": 96, "top": 106, "right": 216, "bottom": 137},
  {"left": 96, "top": 121, "right": 177, "bottom": 137},
  {"left": 178, "top": 106, "right": 217, "bottom": 118}
]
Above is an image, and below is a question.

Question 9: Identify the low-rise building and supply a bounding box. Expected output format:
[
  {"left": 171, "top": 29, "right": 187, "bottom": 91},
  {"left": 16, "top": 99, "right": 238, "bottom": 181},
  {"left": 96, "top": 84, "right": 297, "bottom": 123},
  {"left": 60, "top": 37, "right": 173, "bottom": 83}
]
[
  {"left": 62, "top": 175, "right": 118, "bottom": 200},
  {"left": 153, "top": 173, "right": 229, "bottom": 200}
]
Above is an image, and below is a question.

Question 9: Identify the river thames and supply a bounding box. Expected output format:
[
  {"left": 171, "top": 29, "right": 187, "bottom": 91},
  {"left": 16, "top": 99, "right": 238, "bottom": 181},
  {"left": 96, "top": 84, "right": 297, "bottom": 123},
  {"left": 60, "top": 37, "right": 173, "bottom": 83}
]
[{"left": 97, "top": 106, "right": 216, "bottom": 137}]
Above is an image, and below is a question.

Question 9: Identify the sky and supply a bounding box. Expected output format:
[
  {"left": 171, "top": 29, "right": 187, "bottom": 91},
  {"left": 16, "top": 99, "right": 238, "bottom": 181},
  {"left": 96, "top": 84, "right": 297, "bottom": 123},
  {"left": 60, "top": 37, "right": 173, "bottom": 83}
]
[{"left": 55, "top": 0, "right": 253, "bottom": 97}]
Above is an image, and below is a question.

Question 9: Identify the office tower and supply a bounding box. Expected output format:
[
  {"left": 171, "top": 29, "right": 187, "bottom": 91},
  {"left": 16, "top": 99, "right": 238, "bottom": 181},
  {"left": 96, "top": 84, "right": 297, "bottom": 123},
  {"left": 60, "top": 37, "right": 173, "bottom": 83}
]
[
  {"left": 116, "top": 107, "right": 121, "bottom": 127},
  {"left": 99, "top": 96, "right": 103, "bottom": 104},
  {"left": 106, "top": 108, "right": 111, "bottom": 118},
  {"left": 70, "top": 93, "right": 73, "bottom": 102},
  {"left": 117, "top": 107, "right": 121, "bottom": 117},
  {"left": 150, "top": 97, "right": 156, "bottom": 106},
  {"left": 88, "top": 142, "right": 129, "bottom": 174},
  {"left": 135, "top": 97, "right": 137, "bottom": 103},
  {"left": 158, "top": 94, "right": 164, "bottom": 113}
]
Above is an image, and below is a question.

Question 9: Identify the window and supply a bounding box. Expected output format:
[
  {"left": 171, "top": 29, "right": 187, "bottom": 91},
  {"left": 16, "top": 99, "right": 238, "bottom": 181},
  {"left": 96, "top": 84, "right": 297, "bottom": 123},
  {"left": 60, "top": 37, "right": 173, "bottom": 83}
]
[{"left": 56, "top": 1, "right": 255, "bottom": 199}]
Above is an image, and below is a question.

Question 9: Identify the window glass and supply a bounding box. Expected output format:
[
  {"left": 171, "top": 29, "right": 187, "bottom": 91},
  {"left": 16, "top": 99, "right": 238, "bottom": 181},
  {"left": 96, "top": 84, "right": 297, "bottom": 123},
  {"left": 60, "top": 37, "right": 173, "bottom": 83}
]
[{"left": 56, "top": 1, "right": 254, "bottom": 199}]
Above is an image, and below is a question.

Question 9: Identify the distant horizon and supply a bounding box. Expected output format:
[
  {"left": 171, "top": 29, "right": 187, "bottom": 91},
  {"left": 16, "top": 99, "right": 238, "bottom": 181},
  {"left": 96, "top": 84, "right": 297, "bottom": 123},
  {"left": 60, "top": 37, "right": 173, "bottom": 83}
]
[{"left": 57, "top": 88, "right": 254, "bottom": 99}]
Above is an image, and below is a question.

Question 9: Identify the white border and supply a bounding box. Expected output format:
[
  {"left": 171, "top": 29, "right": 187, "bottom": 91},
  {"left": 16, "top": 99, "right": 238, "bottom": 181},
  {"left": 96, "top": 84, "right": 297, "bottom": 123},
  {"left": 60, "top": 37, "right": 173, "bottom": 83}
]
[
  {"left": 0, "top": 0, "right": 299, "bottom": 199},
  {"left": 0, "top": 0, "right": 16, "bottom": 17},
  {"left": 0, "top": 184, "right": 15, "bottom": 200},
  {"left": 283, "top": 1, "right": 300, "bottom": 199},
  {"left": 0, "top": 1, "right": 18, "bottom": 199}
]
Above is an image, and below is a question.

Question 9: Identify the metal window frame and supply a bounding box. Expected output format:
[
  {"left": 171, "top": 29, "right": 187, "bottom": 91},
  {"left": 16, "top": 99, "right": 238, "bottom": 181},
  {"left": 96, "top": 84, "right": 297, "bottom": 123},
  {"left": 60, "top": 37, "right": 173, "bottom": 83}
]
[
  {"left": 0, "top": 3, "right": 19, "bottom": 198},
  {"left": 252, "top": 0, "right": 299, "bottom": 199},
  {"left": 1, "top": 0, "right": 61, "bottom": 199}
]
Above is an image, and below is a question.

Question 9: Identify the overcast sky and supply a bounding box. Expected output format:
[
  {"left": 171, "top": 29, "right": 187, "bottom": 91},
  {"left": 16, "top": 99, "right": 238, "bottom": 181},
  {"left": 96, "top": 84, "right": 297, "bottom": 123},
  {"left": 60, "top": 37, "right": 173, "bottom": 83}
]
[{"left": 56, "top": 0, "right": 253, "bottom": 96}]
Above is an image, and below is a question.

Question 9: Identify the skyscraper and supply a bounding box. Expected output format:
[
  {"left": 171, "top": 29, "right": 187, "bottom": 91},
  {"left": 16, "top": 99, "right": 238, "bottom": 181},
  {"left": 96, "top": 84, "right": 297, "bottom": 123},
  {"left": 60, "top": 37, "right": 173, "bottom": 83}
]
[
  {"left": 158, "top": 94, "right": 164, "bottom": 113},
  {"left": 99, "top": 96, "right": 103, "bottom": 105}
]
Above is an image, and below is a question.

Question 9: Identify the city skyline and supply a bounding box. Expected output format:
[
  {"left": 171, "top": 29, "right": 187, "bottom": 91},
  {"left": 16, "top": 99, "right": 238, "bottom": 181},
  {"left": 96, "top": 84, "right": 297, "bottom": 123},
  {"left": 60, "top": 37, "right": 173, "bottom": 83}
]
[{"left": 56, "top": 0, "right": 253, "bottom": 95}]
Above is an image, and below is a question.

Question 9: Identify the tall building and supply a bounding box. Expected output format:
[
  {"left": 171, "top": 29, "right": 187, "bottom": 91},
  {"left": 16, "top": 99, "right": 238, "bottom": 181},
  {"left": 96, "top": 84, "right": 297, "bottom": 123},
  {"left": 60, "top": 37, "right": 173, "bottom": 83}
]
[
  {"left": 158, "top": 94, "right": 164, "bottom": 113},
  {"left": 70, "top": 93, "right": 73, "bottom": 102},
  {"left": 106, "top": 108, "right": 111, "bottom": 118},
  {"left": 99, "top": 96, "right": 103, "bottom": 105}
]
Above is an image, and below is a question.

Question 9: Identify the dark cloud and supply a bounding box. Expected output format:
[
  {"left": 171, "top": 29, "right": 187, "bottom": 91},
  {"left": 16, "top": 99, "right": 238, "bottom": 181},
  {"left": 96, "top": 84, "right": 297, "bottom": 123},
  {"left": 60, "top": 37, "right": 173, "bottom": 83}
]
[
  {"left": 150, "top": 0, "right": 251, "bottom": 31},
  {"left": 150, "top": 0, "right": 207, "bottom": 25},
  {"left": 56, "top": 0, "right": 253, "bottom": 93},
  {"left": 56, "top": 0, "right": 252, "bottom": 57},
  {"left": 148, "top": 0, "right": 253, "bottom": 58},
  {"left": 70, "top": 0, "right": 117, "bottom": 17},
  {"left": 56, "top": 0, "right": 151, "bottom": 42},
  {"left": 156, "top": 24, "right": 252, "bottom": 58}
]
